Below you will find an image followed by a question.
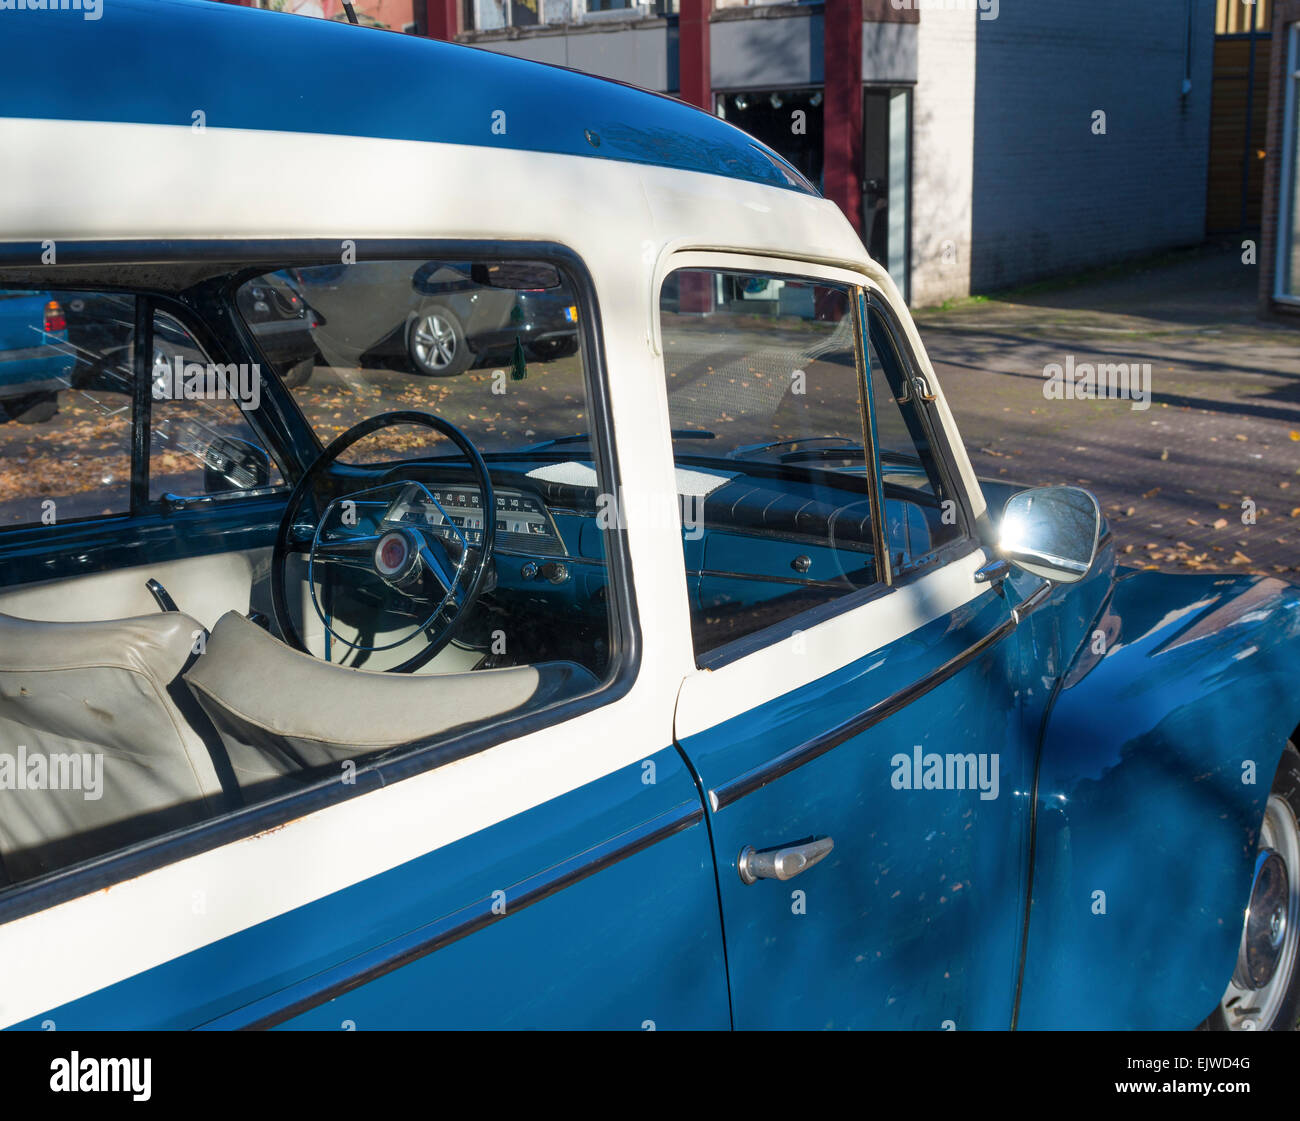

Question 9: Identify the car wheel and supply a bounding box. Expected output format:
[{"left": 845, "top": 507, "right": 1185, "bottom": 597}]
[
  {"left": 1205, "top": 740, "right": 1300, "bottom": 1031},
  {"left": 6, "top": 391, "right": 58, "bottom": 424},
  {"left": 280, "top": 357, "right": 314, "bottom": 389},
  {"left": 407, "top": 305, "right": 471, "bottom": 377}
]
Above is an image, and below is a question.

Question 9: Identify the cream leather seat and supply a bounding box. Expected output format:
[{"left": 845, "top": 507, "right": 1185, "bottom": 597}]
[
  {"left": 184, "top": 611, "right": 599, "bottom": 799},
  {"left": 0, "top": 610, "right": 232, "bottom": 884}
]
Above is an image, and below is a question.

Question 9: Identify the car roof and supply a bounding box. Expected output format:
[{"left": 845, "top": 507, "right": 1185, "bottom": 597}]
[{"left": 0, "top": 0, "right": 817, "bottom": 197}]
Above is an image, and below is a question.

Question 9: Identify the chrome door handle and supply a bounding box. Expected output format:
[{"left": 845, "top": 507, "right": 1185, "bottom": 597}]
[{"left": 738, "top": 837, "right": 834, "bottom": 885}]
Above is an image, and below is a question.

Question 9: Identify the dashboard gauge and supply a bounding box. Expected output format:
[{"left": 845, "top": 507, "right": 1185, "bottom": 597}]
[{"left": 383, "top": 483, "right": 565, "bottom": 555}]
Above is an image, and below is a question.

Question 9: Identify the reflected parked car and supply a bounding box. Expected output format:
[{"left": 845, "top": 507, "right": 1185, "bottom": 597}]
[
  {"left": 62, "top": 272, "right": 319, "bottom": 394},
  {"left": 290, "top": 259, "right": 580, "bottom": 377}
]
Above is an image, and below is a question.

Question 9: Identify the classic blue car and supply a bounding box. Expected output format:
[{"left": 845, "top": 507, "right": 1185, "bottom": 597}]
[
  {"left": 0, "top": 0, "right": 1295, "bottom": 1033},
  {"left": 0, "top": 291, "right": 75, "bottom": 424}
]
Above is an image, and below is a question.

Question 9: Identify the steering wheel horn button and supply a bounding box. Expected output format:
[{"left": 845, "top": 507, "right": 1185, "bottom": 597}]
[{"left": 375, "top": 529, "right": 419, "bottom": 580}]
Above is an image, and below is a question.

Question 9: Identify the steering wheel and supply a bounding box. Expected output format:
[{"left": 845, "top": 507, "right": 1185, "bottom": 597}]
[{"left": 270, "top": 410, "right": 496, "bottom": 673}]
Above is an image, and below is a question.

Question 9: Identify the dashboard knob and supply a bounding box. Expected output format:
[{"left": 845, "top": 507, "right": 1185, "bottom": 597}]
[
  {"left": 520, "top": 562, "right": 539, "bottom": 581},
  {"left": 540, "top": 562, "right": 569, "bottom": 584},
  {"left": 791, "top": 554, "right": 812, "bottom": 574}
]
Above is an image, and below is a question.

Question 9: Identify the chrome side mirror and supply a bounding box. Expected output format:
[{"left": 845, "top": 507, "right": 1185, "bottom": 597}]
[{"left": 998, "top": 486, "right": 1101, "bottom": 584}]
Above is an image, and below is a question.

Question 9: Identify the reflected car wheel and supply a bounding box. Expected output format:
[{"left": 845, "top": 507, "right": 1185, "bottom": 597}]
[
  {"left": 1206, "top": 740, "right": 1300, "bottom": 1031},
  {"left": 407, "top": 305, "right": 471, "bottom": 377},
  {"left": 529, "top": 337, "right": 579, "bottom": 362},
  {"left": 5, "top": 391, "right": 58, "bottom": 424},
  {"left": 281, "top": 357, "right": 315, "bottom": 389}
]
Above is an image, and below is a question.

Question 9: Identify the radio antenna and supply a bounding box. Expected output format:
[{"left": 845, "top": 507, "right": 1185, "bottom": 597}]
[{"left": 340, "top": 1, "right": 359, "bottom": 23}]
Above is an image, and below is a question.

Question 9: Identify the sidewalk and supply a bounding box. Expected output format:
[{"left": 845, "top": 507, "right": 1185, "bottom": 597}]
[{"left": 914, "top": 244, "right": 1300, "bottom": 577}]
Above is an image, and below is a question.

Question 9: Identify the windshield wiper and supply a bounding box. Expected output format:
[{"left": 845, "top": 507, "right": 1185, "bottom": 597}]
[
  {"left": 778, "top": 445, "right": 867, "bottom": 464},
  {"left": 727, "top": 437, "right": 923, "bottom": 468},
  {"left": 524, "top": 429, "right": 715, "bottom": 452},
  {"left": 729, "top": 435, "right": 858, "bottom": 461}
]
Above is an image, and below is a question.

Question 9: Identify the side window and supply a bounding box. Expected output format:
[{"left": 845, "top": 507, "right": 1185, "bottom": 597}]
[
  {"left": 0, "top": 255, "right": 620, "bottom": 892},
  {"left": 0, "top": 290, "right": 133, "bottom": 528},
  {"left": 149, "top": 310, "right": 283, "bottom": 501},
  {"left": 659, "top": 268, "right": 877, "bottom": 658},
  {"left": 863, "top": 301, "right": 968, "bottom": 572}
]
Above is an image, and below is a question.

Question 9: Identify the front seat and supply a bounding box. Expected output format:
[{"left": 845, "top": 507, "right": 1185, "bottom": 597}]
[
  {"left": 0, "top": 610, "right": 231, "bottom": 885},
  {"left": 184, "top": 611, "right": 599, "bottom": 799}
]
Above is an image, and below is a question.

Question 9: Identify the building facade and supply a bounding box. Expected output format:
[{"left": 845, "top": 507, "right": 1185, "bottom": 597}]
[
  {"left": 223, "top": 1, "right": 1218, "bottom": 309},
  {"left": 1261, "top": 0, "right": 1300, "bottom": 318}
]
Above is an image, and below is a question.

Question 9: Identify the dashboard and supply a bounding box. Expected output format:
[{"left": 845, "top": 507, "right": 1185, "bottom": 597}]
[{"left": 382, "top": 483, "right": 566, "bottom": 557}]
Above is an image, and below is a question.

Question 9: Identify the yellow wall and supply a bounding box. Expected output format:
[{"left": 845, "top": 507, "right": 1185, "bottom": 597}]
[{"left": 1216, "top": 0, "right": 1271, "bottom": 35}]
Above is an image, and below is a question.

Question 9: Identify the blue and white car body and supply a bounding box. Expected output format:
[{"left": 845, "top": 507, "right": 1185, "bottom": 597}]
[{"left": 0, "top": 0, "right": 1296, "bottom": 1032}]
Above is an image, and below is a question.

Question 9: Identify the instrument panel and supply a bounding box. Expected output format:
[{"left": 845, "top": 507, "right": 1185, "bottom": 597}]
[{"left": 383, "top": 483, "right": 566, "bottom": 556}]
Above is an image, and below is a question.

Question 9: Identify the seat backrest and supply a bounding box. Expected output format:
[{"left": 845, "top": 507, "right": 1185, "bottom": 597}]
[
  {"left": 0, "top": 610, "right": 226, "bottom": 884},
  {"left": 184, "top": 611, "right": 598, "bottom": 801}
]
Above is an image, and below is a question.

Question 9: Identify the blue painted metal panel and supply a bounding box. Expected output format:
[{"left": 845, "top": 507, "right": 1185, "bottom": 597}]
[
  {"left": 677, "top": 586, "right": 1034, "bottom": 1029},
  {"left": 0, "top": 0, "right": 816, "bottom": 196},
  {"left": 10, "top": 747, "right": 729, "bottom": 1030},
  {"left": 1018, "top": 572, "right": 1300, "bottom": 1029}
]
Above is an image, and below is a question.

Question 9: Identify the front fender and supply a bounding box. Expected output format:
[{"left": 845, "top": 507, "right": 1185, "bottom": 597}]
[{"left": 1017, "top": 572, "right": 1300, "bottom": 1029}]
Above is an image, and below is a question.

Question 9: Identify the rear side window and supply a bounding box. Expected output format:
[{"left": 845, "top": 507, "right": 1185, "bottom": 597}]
[
  {"left": 0, "top": 253, "right": 625, "bottom": 897},
  {"left": 0, "top": 253, "right": 625, "bottom": 895}
]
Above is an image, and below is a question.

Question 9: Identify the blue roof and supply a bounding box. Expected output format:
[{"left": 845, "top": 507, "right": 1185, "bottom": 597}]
[{"left": 0, "top": 0, "right": 818, "bottom": 196}]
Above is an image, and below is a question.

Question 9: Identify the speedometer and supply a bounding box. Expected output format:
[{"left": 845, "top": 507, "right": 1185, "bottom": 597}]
[{"left": 383, "top": 483, "right": 564, "bottom": 554}]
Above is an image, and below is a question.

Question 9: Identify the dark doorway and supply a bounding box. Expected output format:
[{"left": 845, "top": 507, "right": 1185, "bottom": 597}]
[{"left": 717, "top": 88, "right": 824, "bottom": 190}]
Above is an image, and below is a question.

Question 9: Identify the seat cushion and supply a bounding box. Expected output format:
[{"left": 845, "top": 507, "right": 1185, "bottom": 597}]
[
  {"left": 184, "top": 611, "right": 599, "bottom": 795},
  {"left": 0, "top": 610, "right": 226, "bottom": 883}
]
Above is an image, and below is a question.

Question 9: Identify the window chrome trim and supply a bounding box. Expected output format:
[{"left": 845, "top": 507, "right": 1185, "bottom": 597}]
[{"left": 863, "top": 289, "right": 978, "bottom": 548}]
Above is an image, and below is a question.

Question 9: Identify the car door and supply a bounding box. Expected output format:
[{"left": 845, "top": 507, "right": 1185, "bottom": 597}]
[{"left": 657, "top": 259, "right": 1042, "bottom": 1029}]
